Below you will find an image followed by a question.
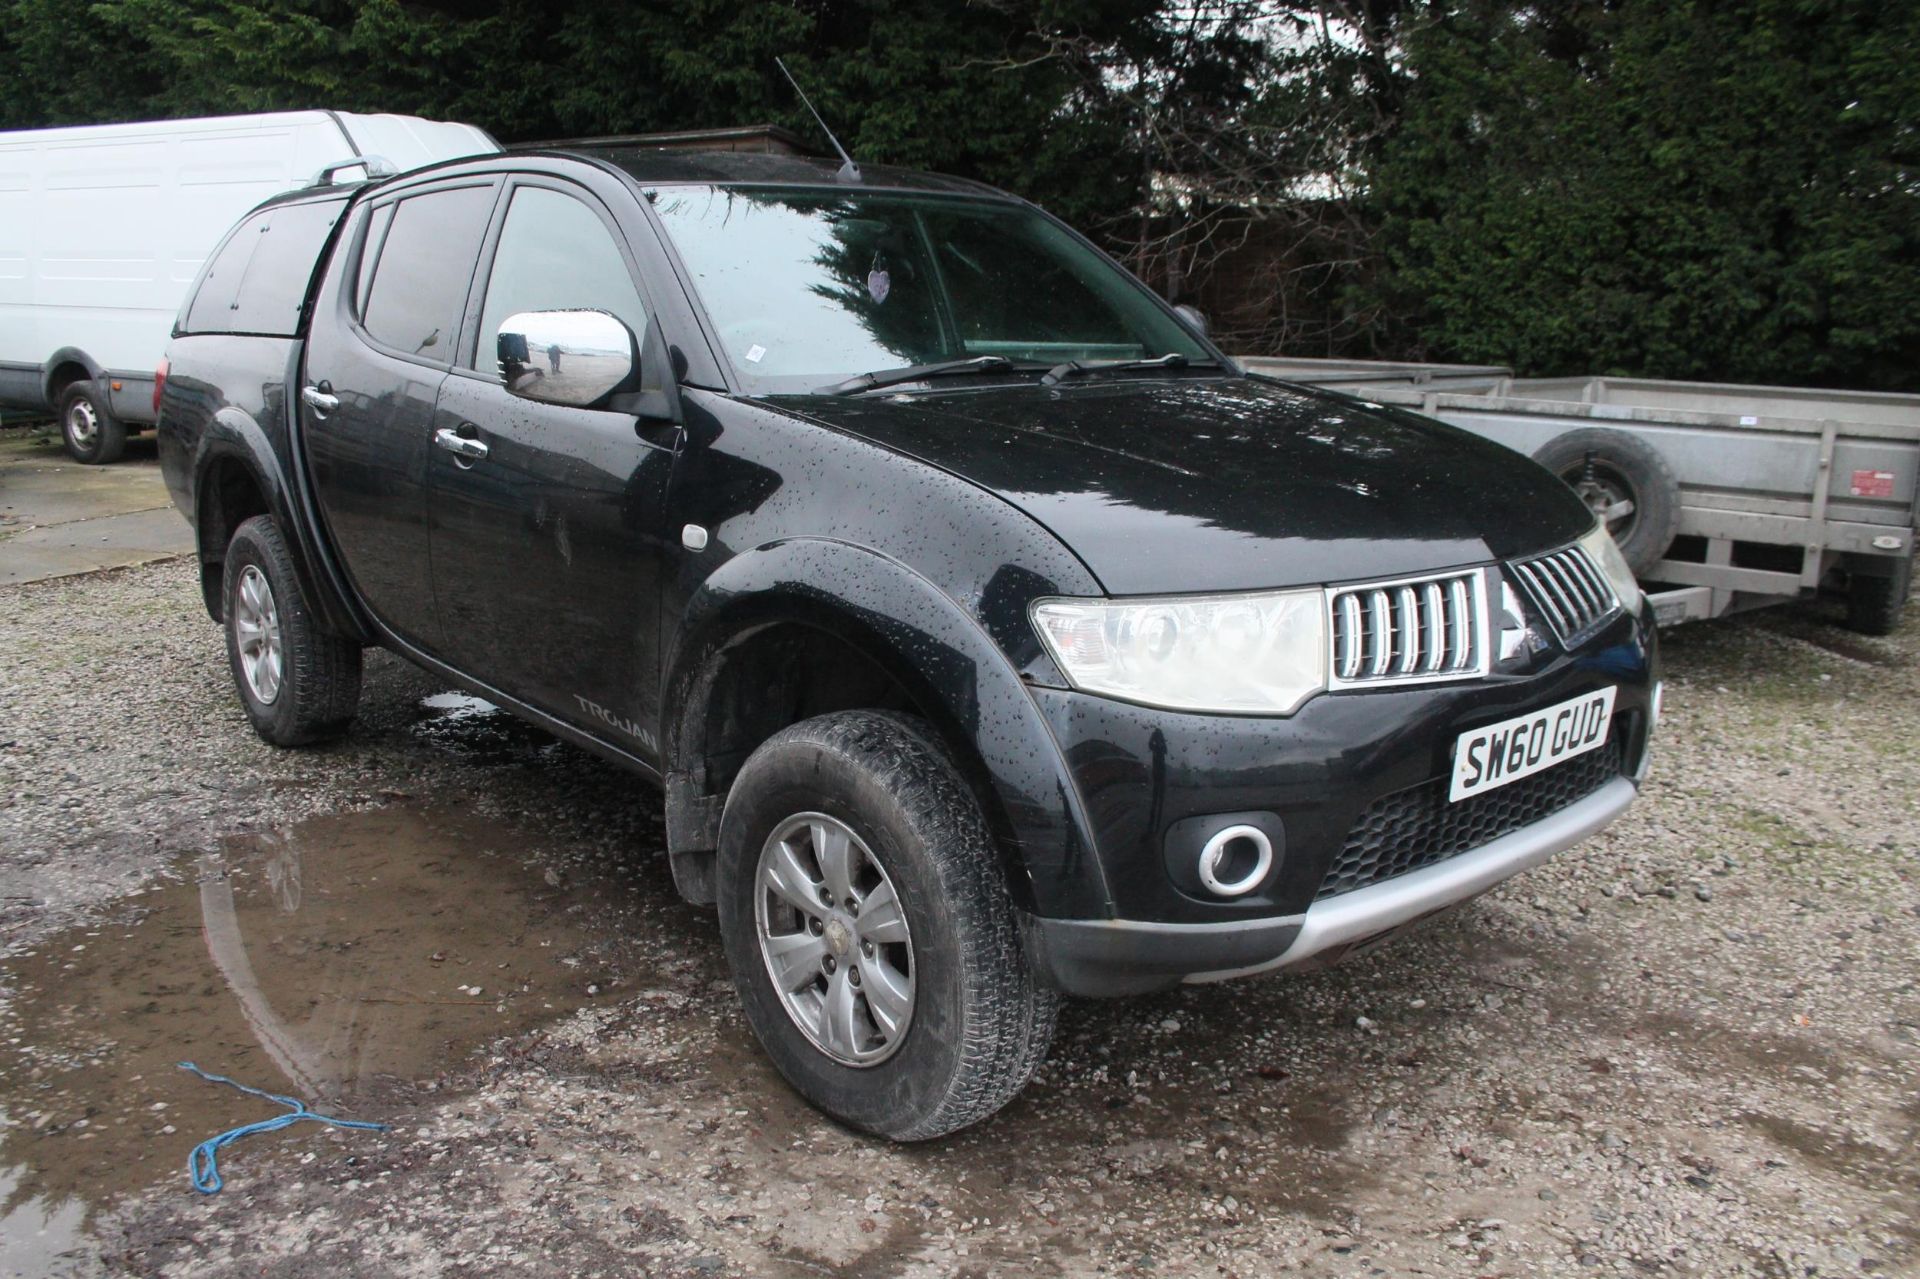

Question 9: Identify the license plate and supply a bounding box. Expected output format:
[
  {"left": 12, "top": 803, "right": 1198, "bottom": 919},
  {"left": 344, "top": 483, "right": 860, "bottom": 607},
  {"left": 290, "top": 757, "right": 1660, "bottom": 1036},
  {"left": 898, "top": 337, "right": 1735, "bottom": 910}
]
[{"left": 1449, "top": 686, "right": 1617, "bottom": 802}]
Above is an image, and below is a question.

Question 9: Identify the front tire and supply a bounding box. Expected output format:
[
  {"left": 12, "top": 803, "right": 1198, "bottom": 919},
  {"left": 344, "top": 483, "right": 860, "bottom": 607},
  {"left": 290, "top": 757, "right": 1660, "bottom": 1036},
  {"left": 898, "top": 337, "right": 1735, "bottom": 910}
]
[
  {"left": 222, "top": 515, "right": 361, "bottom": 746},
  {"left": 716, "top": 710, "right": 1058, "bottom": 1141},
  {"left": 58, "top": 380, "right": 127, "bottom": 464}
]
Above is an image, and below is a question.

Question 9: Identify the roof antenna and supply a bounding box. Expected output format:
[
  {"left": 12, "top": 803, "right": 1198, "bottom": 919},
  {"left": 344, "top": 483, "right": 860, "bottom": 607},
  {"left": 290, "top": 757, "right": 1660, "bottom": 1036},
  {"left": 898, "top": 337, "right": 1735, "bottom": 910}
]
[{"left": 775, "top": 56, "right": 861, "bottom": 183}]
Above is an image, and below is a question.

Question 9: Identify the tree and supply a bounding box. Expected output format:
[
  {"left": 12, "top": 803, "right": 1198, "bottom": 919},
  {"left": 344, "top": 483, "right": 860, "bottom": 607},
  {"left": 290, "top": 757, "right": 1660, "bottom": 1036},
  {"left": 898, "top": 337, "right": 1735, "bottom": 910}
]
[
  {"left": 0, "top": 0, "right": 1146, "bottom": 232},
  {"left": 1368, "top": 0, "right": 1920, "bottom": 391}
]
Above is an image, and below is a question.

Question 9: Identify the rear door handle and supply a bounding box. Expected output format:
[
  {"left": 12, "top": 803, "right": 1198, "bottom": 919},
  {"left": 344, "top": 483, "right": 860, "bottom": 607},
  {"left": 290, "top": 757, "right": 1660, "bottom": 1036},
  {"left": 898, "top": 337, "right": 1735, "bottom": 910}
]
[
  {"left": 433, "top": 427, "right": 489, "bottom": 461},
  {"left": 300, "top": 384, "right": 339, "bottom": 417}
]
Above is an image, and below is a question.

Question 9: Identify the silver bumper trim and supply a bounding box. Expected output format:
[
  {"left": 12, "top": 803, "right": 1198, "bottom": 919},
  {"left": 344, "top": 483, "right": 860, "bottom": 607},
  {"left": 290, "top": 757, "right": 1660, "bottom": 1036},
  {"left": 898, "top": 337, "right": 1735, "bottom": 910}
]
[{"left": 1185, "top": 775, "right": 1638, "bottom": 983}]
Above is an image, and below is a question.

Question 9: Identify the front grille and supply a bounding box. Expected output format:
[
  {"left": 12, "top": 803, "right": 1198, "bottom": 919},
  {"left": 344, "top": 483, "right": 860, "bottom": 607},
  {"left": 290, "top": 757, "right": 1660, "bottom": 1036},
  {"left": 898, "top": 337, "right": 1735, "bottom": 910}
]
[
  {"left": 1317, "top": 732, "right": 1625, "bottom": 901},
  {"left": 1327, "top": 569, "right": 1487, "bottom": 688},
  {"left": 1512, "top": 545, "right": 1620, "bottom": 644}
]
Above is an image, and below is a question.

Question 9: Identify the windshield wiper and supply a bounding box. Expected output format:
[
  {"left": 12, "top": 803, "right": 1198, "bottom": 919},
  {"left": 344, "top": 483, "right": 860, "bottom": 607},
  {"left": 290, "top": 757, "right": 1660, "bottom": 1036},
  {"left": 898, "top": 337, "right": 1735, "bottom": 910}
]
[
  {"left": 820, "top": 355, "right": 1029, "bottom": 396},
  {"left": 1041, "top": 352, "right": 1223, "bottom": 386}
]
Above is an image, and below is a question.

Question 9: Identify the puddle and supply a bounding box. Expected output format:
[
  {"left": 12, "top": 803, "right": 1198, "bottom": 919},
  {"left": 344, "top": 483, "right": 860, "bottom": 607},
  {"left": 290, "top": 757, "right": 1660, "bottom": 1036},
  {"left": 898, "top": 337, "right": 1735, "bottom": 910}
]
[{"left": 0, "top": 805, "right": 649, "bottom": 1257}]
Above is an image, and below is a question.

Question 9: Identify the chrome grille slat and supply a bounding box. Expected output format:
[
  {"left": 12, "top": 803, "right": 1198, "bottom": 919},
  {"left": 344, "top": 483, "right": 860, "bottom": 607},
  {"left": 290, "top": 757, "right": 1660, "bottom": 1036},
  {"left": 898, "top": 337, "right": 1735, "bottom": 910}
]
[
  {"left": 1395, "top": 586, "right": 1419, "bottom": 675},
  {"left": 1422, "top": 582, "right": 1445, "bottom": 672},
  {"left": 1512, "top": 545, "right": 1623, "bottom": 645},
  {"left": 1367, "top": 591, "right": 1391, "bottom": 677},
  {"left": 1446, "top": 578, "right": 1470, "bottom": 670},
  {"left": 1327, "top": 569, "right": 1487, "bottom": 689}
]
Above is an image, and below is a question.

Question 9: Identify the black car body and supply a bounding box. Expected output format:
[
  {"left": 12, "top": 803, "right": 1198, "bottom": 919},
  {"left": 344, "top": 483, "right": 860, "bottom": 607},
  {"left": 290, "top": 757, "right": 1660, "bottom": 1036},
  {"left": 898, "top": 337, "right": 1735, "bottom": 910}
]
[{"left": 159, "top": 149, "right": 1658, "bottom": 1138}]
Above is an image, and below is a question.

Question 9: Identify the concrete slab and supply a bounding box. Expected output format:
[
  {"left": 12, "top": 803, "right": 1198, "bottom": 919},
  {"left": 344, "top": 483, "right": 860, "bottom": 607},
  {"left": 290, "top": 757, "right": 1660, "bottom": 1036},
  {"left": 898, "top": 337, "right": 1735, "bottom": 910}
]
[{"left": 0, "top": 426, "right": 193, "bottom": 585}]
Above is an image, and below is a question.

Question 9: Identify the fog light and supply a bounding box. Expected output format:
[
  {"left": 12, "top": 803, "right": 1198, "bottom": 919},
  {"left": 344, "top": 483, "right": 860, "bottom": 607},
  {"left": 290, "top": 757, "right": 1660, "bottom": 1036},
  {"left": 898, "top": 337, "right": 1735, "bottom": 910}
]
[{"left": 1197, "top": 825, "right": 1274, "bottom": 897}]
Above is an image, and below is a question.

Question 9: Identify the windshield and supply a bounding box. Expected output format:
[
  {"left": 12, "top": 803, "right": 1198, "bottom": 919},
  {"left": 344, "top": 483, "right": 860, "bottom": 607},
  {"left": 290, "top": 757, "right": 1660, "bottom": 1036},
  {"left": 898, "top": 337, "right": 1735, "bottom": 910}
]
[{"left": 649, "top": 185, "right": 1212, "bottom": 393}]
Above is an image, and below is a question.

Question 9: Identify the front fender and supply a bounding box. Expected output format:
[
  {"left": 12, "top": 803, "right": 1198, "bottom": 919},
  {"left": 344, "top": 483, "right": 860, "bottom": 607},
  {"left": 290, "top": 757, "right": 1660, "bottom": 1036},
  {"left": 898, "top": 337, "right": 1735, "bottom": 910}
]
[{"left": 664, "top": 537, "right": 1112, "bottom": 920}]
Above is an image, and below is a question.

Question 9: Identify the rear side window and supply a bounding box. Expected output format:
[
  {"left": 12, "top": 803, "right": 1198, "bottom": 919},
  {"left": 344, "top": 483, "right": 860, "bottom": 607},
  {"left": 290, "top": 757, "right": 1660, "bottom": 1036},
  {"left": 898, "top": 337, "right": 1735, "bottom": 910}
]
[
  {"left": 359, "top": 185, "right": 496, "bottom": 363},
  {"left": 182, "top": 198, "right": 345, "bottom": 337}
]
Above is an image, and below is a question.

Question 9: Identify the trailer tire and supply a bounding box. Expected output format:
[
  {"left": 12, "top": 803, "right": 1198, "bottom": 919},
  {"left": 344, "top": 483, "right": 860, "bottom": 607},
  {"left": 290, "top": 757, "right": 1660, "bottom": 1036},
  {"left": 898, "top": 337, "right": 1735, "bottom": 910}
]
[
  {"left": 1532, "top": 429, "right": 1678, "bottom": 577},
  {"left": 1846, "top": 557, "right": 1911, "bottom": 637},
  {"left": 58, "top": 379, "right": 128, "bottom": 465}
]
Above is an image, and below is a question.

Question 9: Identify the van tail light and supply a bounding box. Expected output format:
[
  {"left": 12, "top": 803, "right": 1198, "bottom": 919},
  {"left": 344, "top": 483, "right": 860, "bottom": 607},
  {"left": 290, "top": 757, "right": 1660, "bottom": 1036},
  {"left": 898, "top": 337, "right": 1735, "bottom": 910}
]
[{"left": 153, "top": 358, "right": 168, "bottom": 416}]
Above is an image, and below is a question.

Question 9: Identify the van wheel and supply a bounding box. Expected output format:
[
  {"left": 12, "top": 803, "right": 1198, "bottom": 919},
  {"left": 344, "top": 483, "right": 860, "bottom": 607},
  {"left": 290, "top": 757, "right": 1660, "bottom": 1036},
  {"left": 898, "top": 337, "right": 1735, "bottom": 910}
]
[
  {"left": 58, "top": 380, "right": 127, "bottom": 464},
  {"left": 1846, "top": 558, "right": 1911, "bottom": 636},
  {"left": 1532, "top": 428, "right": 1679, "bottom": 577},
  {"left": 716, "top": 710, "right": 1059, "bottom": 1141},
  {"left": 222, "top": 515, "right": 361, "bottom": 745}
]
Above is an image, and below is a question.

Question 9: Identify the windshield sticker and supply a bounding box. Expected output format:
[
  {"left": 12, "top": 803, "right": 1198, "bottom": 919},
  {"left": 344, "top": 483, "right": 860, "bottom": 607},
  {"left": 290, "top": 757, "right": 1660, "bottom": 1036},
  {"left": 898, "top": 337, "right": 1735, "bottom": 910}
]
[
  {"left": 744, "top": 344, "right": 766, "bottom": 364},
  {"left": 867, "top": 252, "right": 891, "bottom": 304}
]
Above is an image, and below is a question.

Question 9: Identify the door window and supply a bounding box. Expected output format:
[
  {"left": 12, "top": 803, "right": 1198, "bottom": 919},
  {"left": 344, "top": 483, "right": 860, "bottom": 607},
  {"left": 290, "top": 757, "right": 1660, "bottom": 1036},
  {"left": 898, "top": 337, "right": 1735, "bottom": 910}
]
[
  {"left": 473, "top": 186, "right": 647, "bottom": 379},
  {"left": 359, "top": 184, "right": 496, "bottom": 363}
]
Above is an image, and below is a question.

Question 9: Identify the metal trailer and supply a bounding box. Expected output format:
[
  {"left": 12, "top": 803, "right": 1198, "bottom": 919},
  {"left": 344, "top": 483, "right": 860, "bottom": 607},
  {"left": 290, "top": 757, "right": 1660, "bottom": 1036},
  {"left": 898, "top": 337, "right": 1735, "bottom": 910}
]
[
  {"left": 1238, "top": 355, "right": 1513, "bottom": 392},
  {"left": 1237, "top": 357, "right": 1920, "bottom": 632}
]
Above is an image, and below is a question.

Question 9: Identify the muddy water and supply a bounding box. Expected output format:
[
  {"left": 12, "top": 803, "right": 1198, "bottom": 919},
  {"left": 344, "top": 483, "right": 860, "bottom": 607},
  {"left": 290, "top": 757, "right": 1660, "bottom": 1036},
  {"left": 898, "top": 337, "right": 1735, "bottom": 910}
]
[{"left": 0, "top": 804, "right": 649, "bottom": 1268}]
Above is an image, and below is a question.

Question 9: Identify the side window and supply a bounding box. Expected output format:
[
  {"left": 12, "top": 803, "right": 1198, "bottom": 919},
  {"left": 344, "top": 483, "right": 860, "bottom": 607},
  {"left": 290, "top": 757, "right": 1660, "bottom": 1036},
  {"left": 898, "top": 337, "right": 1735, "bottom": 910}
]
[
  {"left": 473, "top": 186, "right": 647, "bottom": 377},
  {"left": 359, "top": 185, "right": 496, "bottom": 362},
  {"left": 182, "top": 198, "right": 344, "bottom": 337},
  {"left": 354, "top": 203, "right": 395, "bottom": 320}
]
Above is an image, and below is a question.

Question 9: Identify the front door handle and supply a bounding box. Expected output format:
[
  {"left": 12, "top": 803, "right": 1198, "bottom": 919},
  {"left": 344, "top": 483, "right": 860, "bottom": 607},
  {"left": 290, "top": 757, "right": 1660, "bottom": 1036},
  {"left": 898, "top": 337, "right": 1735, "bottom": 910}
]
[
  {"left": 300, "top": 384, "right": 339, "bottom": 418},
  {"left": 433, "top": 427, "right": 489, "bottom": 462}
]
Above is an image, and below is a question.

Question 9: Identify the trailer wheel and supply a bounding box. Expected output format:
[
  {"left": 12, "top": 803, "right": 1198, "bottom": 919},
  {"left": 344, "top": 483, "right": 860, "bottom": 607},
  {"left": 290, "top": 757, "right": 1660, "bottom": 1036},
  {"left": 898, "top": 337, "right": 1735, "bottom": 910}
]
[
  {"left": 1846, "top": 557, "right": 1911, "bottom": 636},
  {"left": 1531, "top": 429, "right": 1679, "bottom": 577},
  {"left": 58, "top": 379, "right": 128, "bottom": 464}
]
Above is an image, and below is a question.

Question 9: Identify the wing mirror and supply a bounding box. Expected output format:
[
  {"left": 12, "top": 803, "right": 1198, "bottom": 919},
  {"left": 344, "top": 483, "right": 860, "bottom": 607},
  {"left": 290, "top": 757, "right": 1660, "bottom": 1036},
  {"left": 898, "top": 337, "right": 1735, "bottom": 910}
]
[
  {"left": 1174, "top": 303, "right": 1211, "bottom": 339},
  {"left": 496, "top": 308, "right": 682, "bottom": 425},
  {"left": 497, "top": 309, "right": 635, "bottom": 408}
]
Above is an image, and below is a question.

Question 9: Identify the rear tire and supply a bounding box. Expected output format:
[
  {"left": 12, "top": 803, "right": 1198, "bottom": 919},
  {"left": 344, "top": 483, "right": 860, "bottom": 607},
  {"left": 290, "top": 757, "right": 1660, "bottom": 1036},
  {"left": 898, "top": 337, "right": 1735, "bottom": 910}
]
[
  {"left": 1532, "top": 428, "right": 1679, "bottom": 577},
  {"left": 58, "top": 380, "right": 127, "bottom": 465},
  {"left": 1846, "top": 558, "right": 1911, "bottom": 636},
  {"left": 716, "top": 710, "right": 1058, "bottom": 1141},
  {"left": 222, "top": 515, "right": 361, "bottom": 746}
]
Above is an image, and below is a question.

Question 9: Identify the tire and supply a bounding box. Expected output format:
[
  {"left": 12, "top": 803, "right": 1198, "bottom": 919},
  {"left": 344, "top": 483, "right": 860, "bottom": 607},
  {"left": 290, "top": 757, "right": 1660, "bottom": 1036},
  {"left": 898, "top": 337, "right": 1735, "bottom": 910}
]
[
  {"left": 57, "top": 379, "right": 128, "bottom": 464},
  {"left": 1531, "top": 428, "right": 1680, "bottom": 577},
  {"left": 716, "top": 710, "right": 1059, "bottom": 1141},
  {"left": 222, "top": 515, "right": 362, "bottom": 746},
  {"left": 1846, "top": 557, "right": 1911, "bottom": 636}
]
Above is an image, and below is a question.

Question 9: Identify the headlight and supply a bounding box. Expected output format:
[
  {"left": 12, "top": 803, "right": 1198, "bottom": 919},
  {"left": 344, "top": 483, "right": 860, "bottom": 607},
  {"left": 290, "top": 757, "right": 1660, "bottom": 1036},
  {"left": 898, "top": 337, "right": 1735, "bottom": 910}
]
[
  {"left": 1578, "top": 522, "right": 1643, "bottom": 616},
  {"left": 1031, "top": 589, "right": 1327, "bottom": 715}
]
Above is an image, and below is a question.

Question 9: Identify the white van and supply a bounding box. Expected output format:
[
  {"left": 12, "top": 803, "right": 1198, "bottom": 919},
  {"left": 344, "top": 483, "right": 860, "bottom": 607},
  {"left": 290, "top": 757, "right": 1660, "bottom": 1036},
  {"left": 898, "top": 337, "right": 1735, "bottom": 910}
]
[{"left": 0, "top": 110, "right": 498, "bottom": 461}]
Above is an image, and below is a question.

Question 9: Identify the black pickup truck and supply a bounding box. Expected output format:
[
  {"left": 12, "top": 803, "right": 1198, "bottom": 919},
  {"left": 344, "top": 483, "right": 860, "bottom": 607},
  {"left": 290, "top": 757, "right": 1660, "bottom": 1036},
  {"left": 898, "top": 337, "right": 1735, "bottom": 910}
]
[{"left": 158, "top": 149, "right": 1659, "bottom": 1140}]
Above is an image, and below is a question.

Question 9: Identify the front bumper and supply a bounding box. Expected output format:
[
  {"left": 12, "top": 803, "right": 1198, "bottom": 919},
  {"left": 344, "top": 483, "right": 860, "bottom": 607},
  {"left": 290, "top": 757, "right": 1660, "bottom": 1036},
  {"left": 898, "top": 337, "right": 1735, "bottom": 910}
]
[
  {"left": 1025, "top": 775, "right": 1635, "bottom": 995},
  {"left": 1018, "top": 605, "right": 1657, "bottom": 996}
]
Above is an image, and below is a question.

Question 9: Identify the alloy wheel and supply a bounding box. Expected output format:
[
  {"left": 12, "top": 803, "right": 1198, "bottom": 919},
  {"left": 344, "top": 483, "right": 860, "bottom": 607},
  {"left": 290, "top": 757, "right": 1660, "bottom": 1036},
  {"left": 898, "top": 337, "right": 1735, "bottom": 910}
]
[
  {"left": 754, "top": 812, "right": 915, "bottom": 1066},
  {"left": 233, "top": 564, "right": 284, "bottom": 704}
]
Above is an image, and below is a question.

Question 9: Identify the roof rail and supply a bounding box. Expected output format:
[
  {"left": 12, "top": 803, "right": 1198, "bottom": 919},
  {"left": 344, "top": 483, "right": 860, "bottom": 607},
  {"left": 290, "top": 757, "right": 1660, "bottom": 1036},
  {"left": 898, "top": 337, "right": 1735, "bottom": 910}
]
[{"left": 308, "top": 155, "right": 398, "bottom": 187}]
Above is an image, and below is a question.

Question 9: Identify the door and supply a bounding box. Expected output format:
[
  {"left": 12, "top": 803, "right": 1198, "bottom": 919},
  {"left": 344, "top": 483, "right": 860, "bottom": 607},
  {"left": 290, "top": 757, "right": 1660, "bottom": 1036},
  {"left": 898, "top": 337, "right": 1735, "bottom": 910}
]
[
  {"left": 427, "top": 179, "right": 677, "bottom": 759},
  {"left": 301, "top": 180, "right": 499, "bottom": 648}
]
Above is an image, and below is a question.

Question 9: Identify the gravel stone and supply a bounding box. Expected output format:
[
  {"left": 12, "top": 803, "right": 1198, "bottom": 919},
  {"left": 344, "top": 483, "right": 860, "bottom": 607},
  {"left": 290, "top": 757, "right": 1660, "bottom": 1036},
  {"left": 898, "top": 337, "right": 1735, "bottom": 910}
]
[{"left": 3, "top": 557, "right": 1916, "bottom": 1277}]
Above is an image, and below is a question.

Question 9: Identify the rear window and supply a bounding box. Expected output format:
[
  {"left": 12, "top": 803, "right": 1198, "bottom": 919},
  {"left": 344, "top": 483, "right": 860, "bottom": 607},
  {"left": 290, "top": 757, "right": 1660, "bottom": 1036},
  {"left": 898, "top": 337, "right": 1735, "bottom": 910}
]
[{"left": 181, "top": 198, "right": 346, "bottom": 337}]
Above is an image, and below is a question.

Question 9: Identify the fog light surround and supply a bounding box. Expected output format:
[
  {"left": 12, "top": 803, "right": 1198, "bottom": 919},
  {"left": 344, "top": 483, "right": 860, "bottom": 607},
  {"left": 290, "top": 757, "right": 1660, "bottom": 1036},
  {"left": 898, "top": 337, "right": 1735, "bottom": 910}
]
[{"left": 1197, "top": 825, "right": 1274, "bottom": 898}]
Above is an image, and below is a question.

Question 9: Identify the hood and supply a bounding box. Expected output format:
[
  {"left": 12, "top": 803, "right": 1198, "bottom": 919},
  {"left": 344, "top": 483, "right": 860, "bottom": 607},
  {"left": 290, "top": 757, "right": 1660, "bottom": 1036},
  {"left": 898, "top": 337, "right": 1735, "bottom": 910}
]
[{"left": 764, "top": 376, "right": 1593, "bottom": 595}]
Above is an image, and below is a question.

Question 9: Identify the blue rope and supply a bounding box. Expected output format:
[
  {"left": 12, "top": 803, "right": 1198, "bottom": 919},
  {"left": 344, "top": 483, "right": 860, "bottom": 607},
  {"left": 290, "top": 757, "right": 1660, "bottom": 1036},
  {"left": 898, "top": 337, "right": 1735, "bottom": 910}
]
[{"left": 176, "top": 1061, "right": 389, "bottom": 1195}]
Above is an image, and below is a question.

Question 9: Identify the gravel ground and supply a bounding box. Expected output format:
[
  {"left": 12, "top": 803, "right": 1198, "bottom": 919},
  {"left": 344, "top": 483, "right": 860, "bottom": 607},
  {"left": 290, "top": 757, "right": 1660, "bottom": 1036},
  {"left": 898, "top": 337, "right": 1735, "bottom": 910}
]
[{"left": 2, "top": 556, "right": 1916, "bottom": 1278}]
